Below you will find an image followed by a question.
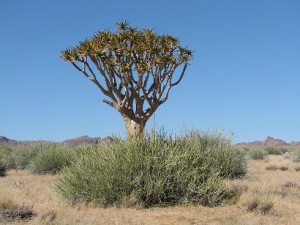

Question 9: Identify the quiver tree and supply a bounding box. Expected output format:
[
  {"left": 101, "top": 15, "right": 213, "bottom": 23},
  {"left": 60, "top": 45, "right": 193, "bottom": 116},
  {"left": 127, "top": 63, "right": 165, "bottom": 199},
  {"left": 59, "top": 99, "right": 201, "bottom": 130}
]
[{"left": 61, "top": 21, "right": 192, "bottom": 138}]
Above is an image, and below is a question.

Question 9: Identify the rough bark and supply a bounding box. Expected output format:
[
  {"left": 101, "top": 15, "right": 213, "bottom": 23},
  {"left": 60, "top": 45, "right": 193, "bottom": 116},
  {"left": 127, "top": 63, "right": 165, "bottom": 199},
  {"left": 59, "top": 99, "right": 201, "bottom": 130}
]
[{"left": 123, "top": 116, "right": 146, "bottom": 139}]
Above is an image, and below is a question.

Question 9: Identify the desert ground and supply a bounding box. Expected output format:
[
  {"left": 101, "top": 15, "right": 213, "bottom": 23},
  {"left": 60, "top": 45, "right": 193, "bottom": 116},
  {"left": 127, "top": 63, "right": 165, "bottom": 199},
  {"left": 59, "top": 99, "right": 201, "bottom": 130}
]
[{"left": 1, "top": 154, "right": 300, "bottom": 225}]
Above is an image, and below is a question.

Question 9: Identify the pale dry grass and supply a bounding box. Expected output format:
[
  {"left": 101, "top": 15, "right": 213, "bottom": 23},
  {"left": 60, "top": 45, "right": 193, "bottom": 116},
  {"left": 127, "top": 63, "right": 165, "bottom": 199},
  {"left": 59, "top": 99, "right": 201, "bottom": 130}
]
[{"left": 1, "top": 155, "right": 300, "bottom": 225}]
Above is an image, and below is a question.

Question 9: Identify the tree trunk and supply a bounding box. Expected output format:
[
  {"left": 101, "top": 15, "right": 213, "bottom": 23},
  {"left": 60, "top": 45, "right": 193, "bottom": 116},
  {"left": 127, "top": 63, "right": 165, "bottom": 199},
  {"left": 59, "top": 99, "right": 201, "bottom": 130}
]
[{"left": 123, "top": 116, "right": 146, "bottom": 139}]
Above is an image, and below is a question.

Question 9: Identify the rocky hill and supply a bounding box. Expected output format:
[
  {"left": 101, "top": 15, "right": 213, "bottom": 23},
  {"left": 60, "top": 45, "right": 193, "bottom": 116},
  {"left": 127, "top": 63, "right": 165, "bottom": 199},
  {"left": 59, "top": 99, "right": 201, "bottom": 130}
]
[
  {"left": 1, "top": 135, "right": 299, "bottom": 148},
  {"left": 236, "top": 136, "right": 300, "bottom": 148},
  {"left": 0, "top": 135, "right": 113, "bottom": 147},
  {"left": 63, "top": 135, "right": 113, "bottom": 147}
]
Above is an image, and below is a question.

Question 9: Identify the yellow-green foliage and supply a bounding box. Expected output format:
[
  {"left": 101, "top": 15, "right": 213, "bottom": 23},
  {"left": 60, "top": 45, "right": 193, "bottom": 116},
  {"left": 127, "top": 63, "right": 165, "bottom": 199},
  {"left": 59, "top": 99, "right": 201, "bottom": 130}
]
[
  {"left": 0, "top": 143, "right": 75, "bottom": 174},
  {"left": 292, "top": 149, "right": 300, "bottom": 162},
  {"left": 29, "top": 146, "right": 74, "bottom": 174},
  {"left": 249, "top": 149, "right": 267, "bottom": 160},
  {"left": 54, "top": 130, "right": 246, "bottom": 207}
]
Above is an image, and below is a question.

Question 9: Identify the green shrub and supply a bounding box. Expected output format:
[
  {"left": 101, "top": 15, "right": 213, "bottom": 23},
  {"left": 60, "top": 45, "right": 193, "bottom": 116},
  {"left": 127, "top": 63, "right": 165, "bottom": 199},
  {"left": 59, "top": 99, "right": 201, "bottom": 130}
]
[
  {"left": 0, "top": 146, "right": 12, "bottom": 158},
  {"left": 0, "top": 142, "right": 73, "bottom": 172},
  {"left": 0, "top": 161, "right": 6, "bottom": 176},
  {"left": 54, "top": 130, "right": 246, "bottom": 207},
  {"left": 264, "top": 146, "right": 283, "bottom": 155},
  {"left": 9, "top": 144, "right": 44, "bottom": 169},
  {"left": 291, "top": 149, "right": 300, "bottom": 162},
  {"left": 0, "top": 146, "right": 11, "bottom": 177},
  {"left": 29, "top": 146, "right": 74, "bottom": 174},
  {"left": 279, "top": 147, "right": 289, "bottom": 154},
  {"left": 249, "top": 149, "right": 267, "bottom": 160}
]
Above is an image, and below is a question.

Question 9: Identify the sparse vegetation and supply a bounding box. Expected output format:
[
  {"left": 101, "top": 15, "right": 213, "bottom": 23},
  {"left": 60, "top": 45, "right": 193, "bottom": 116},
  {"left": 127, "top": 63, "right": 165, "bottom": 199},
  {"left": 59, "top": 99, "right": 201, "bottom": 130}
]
[
  {"left": 266, "top": 165, "right": 279, "bottom": 170},
  {"left": 292, "top": 148, "right": 300, "bottom": 162},
  {"left": 249, "top": 149, "right": 267, "bottom": 160},
  {"left": 0, "top": 142, "right": 76, "bottom": 174},
  {"left": 0, "top": 147, "right": 9, "bottom": 176},
  {"left": 279, "top": 166, "right": 289, "bottom": 171},
  {"left": 264, "top": 146, "right": 285, "bottom": 155},
  {"left": 0, "top": 162, "right": 6, "bottom": 177},
  {"left": 242, "top": 191, "right": 274, "bottom": 215},
  {"left": 0, "top": 198, "right": 36, "bottom": 223},
  {"left": 29, "top": 145, "right": 73, "bottom": 174},
  {"left": 54, "top": 130, "right": 246, "bottom": 207}
]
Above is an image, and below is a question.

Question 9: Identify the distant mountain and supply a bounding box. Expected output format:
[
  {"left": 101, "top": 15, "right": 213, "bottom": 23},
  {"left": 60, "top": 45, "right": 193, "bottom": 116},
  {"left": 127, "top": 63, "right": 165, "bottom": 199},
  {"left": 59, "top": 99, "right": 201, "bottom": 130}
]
[
  {"left": 0, "top": 135, "right": 113, "bottom": 147},
  {"left": 1, "top": 135, "right": 298, "bottom": 148},
  {"left": 0, "top": 136, "right": 17, "bottom": 146},
  {"left": 236, "top": 136, "right": 299, "bottom": 148},
  {"left": 0, "top": 136, "right": 10, "bottom": 144},
  {"left": 63, "top": 135, "right": 113, "bottom": 147},
  {"left": 290, "top": 141, "right": 300, "bottom": 148}
]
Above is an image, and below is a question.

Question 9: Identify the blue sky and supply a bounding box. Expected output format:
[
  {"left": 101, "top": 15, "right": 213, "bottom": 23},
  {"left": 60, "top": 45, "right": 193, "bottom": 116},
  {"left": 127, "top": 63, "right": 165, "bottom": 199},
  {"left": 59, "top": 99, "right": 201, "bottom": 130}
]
[{"left": 0, "top": 0, "right": 299, "bottom": 143}]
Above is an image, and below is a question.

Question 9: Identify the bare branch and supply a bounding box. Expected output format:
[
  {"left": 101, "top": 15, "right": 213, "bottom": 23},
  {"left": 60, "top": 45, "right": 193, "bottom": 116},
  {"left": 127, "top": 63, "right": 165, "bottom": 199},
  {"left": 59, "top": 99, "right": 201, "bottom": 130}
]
[
  {"left": 171, "top": 63, "right": 187, "bottom": 87},
  {"left": 62, "top": 22, "right": 192, "bottom": 138}
]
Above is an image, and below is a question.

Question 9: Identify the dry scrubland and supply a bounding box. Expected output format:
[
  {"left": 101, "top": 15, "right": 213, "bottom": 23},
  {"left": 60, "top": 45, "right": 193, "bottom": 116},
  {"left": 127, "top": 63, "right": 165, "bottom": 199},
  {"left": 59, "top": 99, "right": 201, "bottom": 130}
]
[{"left": 1, "top": 138, "right": 300, "bottom": 225}]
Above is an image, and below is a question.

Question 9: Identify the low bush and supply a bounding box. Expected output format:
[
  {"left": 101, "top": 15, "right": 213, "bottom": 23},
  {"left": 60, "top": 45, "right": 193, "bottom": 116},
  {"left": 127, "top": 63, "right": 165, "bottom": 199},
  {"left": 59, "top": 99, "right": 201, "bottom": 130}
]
[
  {"left": 0, "top": 146, "right": 12, "bottom": 158},
  {"left": 29, "top": 146, "right": 73, "bottom": 174},
  {"left": 0, "top": 142, "right": 75, "bottom": 174},
  {"left": 8, "top": 144, "right": 44, "bottom": 169},
  {"left": 0, "top": 162, "right": 6, "bottom": 176},
  {"left": 291, "top": 149, "right": 300, "bottom": 162},
  {"left": 0, "top": 147, "right": 10, "bottom": 175},
  {"left": 249, "top": 149, "right": 267, "bottom": 160},
  {"left": 54, "top": 130, "right": 246, "bottom": 207},
  {"left": 295, "top": 166, "right": 300, "bottom": 172},
  {"left": 264, "top": 146, "right": 283, "bottom": 155}
]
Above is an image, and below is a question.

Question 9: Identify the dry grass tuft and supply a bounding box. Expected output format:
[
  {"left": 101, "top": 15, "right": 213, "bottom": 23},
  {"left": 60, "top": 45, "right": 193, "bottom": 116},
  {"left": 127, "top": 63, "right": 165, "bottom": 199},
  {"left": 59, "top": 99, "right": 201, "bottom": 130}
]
[
  {"left": 294, "top": 166, "right": 300, "bottom": 172},
  {"left": 266, "top": 165, "right": 279, "bottom": 170},
  {"left": 279, "top": 166, "right": 289, "bottom": 171},
  {"left": 0, "top": 199, "right": 36, "bottom": 223},
  {"left": 39, "top": 210, "right": 57, "bottom": 224}
]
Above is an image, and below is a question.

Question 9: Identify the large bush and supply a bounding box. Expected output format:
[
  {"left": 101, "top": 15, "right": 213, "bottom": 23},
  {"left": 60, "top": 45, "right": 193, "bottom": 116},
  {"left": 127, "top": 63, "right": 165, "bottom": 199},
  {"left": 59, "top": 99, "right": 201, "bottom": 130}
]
[{"left": 54, "top": 130, "right": 246, "bottom": 207}]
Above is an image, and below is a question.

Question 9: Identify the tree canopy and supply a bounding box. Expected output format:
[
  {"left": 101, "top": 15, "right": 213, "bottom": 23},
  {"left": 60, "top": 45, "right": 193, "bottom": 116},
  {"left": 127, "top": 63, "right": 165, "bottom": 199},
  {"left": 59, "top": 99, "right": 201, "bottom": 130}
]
[{"left": 61, "top": 21, "right": 193, "bottom": 137}]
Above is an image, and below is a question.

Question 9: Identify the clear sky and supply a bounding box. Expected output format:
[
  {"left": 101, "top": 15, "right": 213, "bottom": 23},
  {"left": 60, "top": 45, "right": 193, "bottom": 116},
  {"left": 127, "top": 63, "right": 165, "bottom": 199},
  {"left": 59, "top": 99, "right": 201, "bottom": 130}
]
[{"left": 0, "top": 0, "right": 299, "bottom": 143}]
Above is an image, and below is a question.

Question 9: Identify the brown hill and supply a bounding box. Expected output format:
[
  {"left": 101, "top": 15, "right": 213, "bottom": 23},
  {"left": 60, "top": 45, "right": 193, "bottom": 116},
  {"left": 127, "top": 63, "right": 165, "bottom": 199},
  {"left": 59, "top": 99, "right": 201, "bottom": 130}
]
[
  {"left": 290, "top": 141, "right": 300, "bottom": 148},
  {"left": 0, "top": 135, "right": 113, "bottom": 148},
  {"left": 63, "top": 135, "right": 112, "bottom": 147},
  {"left": 236, "top": 136, "right": 296, "bottom": 148}
]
